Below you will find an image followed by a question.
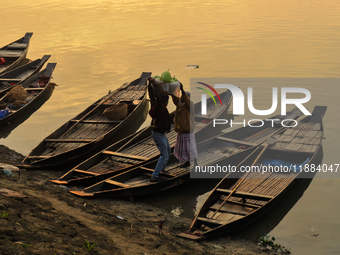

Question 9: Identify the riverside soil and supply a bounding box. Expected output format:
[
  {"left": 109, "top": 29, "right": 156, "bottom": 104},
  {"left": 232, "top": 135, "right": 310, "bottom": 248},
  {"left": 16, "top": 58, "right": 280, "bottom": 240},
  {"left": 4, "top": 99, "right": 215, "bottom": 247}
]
[{"left": 0, "top": 145, "right": 281, "bottom": 255}]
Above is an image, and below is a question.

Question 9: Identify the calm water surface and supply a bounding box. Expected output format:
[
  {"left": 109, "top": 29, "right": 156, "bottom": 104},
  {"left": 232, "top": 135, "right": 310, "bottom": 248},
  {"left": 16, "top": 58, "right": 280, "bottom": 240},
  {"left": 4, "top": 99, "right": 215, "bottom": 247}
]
[{"left": 1, "top": 1, "right": 340, "bottom": 254}]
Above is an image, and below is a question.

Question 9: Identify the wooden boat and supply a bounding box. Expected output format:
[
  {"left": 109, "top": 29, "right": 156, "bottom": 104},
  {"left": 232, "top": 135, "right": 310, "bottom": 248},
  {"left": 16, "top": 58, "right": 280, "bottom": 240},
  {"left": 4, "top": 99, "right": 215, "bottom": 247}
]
[
  {"left": 67, "top": 107, "right": 303, "bottom": 198},
  {"left": 0, "top": 55, "right": 51, "bottom": 95},
  {"left": 22, "top": 72, "right": 151, "bottom": 170},
  {"left": 177, "top": 106, "right": 327, "bottom": 241},
  {"left": 0, "top": 63, "right": 57, "bottom": 128},
  {"left": 51, "top": 89, "right": 233, "bottom": 186},
  {"left": 0, "top": 33, "right": 33, "bottom": 74}
]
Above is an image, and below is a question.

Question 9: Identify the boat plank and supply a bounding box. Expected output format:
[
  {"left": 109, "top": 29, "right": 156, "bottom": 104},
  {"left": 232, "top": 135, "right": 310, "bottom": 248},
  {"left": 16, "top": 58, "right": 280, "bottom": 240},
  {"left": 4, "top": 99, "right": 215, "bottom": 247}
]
[
  {"left": 70, "top": 120, "right": 121, "bottom": 124},
  {"left": 105, "top": 180, "right": 131, "bottom": 188},
  {"left": 44, "top": 138, "right": 94, "bottom": 143},
  {"left": 140, "top": 167, "right": 176, "bottom": 178},
  {"left": 197, "top": 217, "right": 226, "bottom": 226},
  {"left": 216, "top": 136, "right": 257, "bottom": 147},
  {"left": 210, "top": 203, "right": 253, "bottom": 216},
  {"left": 102, "top": 151, "right": 149, "bottom": 161},
  {"left": 216, "top": 189, "right": 274, "bottom": 201}
]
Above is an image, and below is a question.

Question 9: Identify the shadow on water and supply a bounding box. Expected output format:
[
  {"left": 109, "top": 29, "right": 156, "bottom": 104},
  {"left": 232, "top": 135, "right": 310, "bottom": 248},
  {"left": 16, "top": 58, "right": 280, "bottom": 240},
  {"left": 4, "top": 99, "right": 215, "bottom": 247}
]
[
  {"left": 138, "top": 147, "right": 323, "bottom": 242},
  {"left": 0, "top": 83, "right": 55, "bottom": 139},
  {"left": 232, "top": 177, "right": 316, "bottom": 241}
]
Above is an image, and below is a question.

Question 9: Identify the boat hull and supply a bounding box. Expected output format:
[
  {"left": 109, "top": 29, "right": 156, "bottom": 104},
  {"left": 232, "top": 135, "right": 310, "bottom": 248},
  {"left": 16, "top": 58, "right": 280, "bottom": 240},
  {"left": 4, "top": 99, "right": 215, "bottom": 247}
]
[
  {"left": 23, "top": 72, "right": 151, "bottom": 170},
  {"left": 194, "top": 145, "right": 323, "bottom": 240},
  {"left": 0, "top": 33, "right": 33, "bottom": 74},
  {"left": 178, "top": 106, "right": 327, "bottom": 241},
  {"left": 53, "top": 90, "right": 233, "bottom": 187},
  {"left": 0, "top": 63, "right": 57, "bottom": 135}
]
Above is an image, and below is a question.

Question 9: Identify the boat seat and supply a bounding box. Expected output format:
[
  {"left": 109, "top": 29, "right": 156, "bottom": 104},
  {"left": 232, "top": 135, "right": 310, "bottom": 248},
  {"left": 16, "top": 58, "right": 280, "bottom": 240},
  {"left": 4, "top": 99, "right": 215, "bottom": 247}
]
[
  {"left": 102, "top": 151, "right": 149, "bottom": 161},
  {"left": 225, "top": 199, "right": 261, "bottom": 209},
  {"left": 7, "top": 43, "right": 27, "bottom": 49},
  {"left": 69, "top": 190, "right": 94, "bottom": 197},
  {"left": 216, "top": 189, "right": 274, "bottom": 201},
  {"left": 209, "top": 203, "right": 251, "bottom": 216},
  {"left": 140, "top": 167, "right": 176, "bottom": 177},
  {"left": 25, "top": 88, "right": 45, "bottom": 91},
  {"left": 70, "top": 169, "right": 99, "bottom": 176},
  {"left": 196, "top": 217, "right": 226, "bottom": 226},
  {"left": 50, "top": 180, "right": 68, "bottom": 185},
  {"left": 0, "top": 51, "right": 23, "bottom": 58},
  {"left": 216, "top": 136, "right": 257, "bottom": 147},
  {"left": 105, "top": 179, "right": 131, "bottom": 188},
  {"left": 195, "top": 116, "right": 214, "bottom": 122},
  {"left": 70, "top": 119, "right": 121, "bottom": 124},
  {"left": 27, "top": 155, "right": 50, "bottom": 159},
  {"left": 44, "top": 138, "right": 94, "bottom": 143},
  {"left": 0, "top": 78, "right": 22, "bottom": 82}
]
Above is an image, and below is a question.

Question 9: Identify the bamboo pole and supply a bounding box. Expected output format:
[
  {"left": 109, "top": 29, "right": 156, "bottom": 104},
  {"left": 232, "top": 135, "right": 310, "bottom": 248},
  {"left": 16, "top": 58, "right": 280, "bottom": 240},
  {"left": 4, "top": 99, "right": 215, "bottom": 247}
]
[{"left": 209, "top": 137, "right": 276, "bottom": 219}]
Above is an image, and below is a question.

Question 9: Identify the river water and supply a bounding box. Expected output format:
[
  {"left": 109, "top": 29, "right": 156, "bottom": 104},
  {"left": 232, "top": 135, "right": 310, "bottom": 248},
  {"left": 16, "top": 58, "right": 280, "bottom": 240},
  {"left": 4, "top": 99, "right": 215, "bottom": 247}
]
[{"left": 1, "top": 1, "right": 340, "bottom": 254}]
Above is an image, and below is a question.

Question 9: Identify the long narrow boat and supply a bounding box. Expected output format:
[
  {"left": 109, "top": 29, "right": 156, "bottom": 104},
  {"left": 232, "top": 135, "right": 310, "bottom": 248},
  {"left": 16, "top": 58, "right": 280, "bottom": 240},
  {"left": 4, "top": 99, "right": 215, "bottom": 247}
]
[
  {"left": 67, "top": 107, "right": 303, "bottom": 198},
  {"left": 0, "top": 63, "right": 57, "bottom": 128},
  {"left": 0, "top": 33, "right": 33, "bottom": 74},
  {"left": 22, "top": 72, "right": 151, "bottom": 170},
  {"left": 51, "top": 89, "right": 233, "bottom": 186},
  {"left": 0, "top": 55, "right": 51, "bottom": 95},
  {"left": 177, "top": 106, "right": 327, "bottom": 241}
]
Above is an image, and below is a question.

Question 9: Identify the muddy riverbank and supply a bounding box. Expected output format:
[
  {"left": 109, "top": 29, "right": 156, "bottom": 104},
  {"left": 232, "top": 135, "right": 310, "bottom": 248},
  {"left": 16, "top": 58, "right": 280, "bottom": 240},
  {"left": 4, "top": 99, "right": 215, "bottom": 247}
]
[{"left": 0, "top": 144, "right": 283, "bottom": 255}]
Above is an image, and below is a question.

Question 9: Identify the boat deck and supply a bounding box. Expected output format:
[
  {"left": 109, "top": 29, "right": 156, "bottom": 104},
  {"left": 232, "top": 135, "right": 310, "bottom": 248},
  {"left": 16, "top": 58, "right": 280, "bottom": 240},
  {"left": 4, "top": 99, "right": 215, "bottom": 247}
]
[
  {"left": 0, "top": 35, "right": 30, "bottom": 73},
  {"left": 77, "top": 95, "right": 224, "bottom": 176},
  {"left": 83, "top": 120, "right": 207, "bottom": 175},
  {"left": 55, "top": 90, "right": 232, "bottom": 184},
  {"left": 95, "top": 146, "right": 229, "bottom": 188},
  {"left": 271, "top": 123, "right": 322, "bottom": 153},
  {"left": 37, "top": 84, "right": 147, "bottom": 157},
  {"left": 197, "top": 121, "right": 323, "bottom": 228}
]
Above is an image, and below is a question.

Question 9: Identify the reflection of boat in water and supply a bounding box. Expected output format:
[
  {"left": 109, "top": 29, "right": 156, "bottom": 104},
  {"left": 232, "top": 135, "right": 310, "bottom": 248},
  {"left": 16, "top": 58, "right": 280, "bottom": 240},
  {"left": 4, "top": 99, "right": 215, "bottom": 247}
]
[{"left": 178, "top": 106, "right": 326, "bottom": 241}]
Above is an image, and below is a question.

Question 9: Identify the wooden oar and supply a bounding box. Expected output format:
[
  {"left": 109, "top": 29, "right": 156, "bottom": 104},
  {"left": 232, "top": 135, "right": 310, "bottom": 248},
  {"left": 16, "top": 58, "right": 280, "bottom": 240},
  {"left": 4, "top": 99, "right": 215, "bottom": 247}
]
[{"left": 209, "top": 137, "right": 276, "bottom": 219}]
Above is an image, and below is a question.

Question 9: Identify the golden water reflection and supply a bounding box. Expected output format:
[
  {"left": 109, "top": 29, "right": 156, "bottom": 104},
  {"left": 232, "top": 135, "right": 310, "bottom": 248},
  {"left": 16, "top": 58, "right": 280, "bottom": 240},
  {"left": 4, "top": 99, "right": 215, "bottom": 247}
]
[{"left": 0, "top": 1, "right": 340, "bottom": 254}]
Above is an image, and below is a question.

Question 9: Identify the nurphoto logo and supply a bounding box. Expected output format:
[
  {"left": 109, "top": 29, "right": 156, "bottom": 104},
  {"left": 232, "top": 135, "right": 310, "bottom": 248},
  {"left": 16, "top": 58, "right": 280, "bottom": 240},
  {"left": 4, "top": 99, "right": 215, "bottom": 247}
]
[{"left": 196, "top": 82, "right": 312, "bottom": 128}]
